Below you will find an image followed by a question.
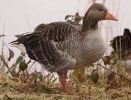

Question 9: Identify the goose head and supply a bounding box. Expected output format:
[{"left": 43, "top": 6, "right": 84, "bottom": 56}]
[{"left": 82, "top": 3, "right": 118, "bottom": 31}]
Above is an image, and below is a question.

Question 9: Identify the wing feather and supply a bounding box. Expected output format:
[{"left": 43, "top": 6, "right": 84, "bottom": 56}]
[
  {"left": 10, "top": 22, "right": 77, "bottom": 72},
  {"left": 42, "top": 22, "right": 77, "bottom": 42}
]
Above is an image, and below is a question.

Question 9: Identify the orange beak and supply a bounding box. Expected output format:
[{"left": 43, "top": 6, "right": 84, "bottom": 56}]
[{"left": 105, "top": 12, "right": 118, "bottom": 21}]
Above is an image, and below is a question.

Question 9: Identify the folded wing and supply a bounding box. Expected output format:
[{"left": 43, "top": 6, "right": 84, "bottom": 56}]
[{"left": 11, "top": 22, "right": 77, "bottom": 73}]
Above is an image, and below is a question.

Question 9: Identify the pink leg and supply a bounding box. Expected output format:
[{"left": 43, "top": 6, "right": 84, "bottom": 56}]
[{"left": 58, "top": 70, "right": 68, "bottom": 92}]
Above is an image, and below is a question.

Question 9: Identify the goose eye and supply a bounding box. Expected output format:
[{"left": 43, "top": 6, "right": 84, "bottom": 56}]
[{"left": 99, "top": 8, "right": 103, "bottom": 11}]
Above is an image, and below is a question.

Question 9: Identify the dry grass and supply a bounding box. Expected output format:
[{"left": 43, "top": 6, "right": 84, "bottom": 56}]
[{"left": 0, "top": 71, "right": 131, "bottom": 100}]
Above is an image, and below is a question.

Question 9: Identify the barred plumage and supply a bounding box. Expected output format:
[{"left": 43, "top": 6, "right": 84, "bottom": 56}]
[{"left": 11, "top": 3, "right": 118, "bottom": 92}]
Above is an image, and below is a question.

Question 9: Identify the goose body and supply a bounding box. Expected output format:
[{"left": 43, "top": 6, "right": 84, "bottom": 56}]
[
  {"left": 77, "top": 29, "right": 105, "bottom": 66},
  {"left": 11, "top": 3, "right": 117, "bottom": 92}
]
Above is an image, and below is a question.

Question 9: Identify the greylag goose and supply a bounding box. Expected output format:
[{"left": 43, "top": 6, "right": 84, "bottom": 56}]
[{"left": 11, "top": 3, "right": 117, "bottom": 92}]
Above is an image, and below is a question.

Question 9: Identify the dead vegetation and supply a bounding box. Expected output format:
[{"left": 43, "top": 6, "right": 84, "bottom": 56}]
[{"left": 0, "top": 71, "right": 131, "bottom": 100}]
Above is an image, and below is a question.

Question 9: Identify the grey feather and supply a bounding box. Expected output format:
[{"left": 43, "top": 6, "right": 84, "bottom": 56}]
[{"left": 11, "top": 3, "right": 113, "bottom": 73}]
